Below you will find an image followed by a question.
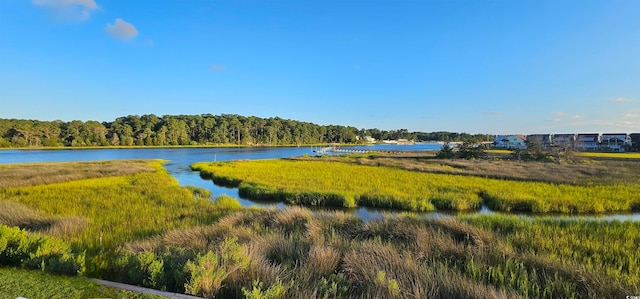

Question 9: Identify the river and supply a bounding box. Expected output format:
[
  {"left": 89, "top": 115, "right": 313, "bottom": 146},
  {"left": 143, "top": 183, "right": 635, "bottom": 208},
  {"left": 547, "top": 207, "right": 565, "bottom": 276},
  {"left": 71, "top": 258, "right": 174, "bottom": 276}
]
[{"left": 1, "top": 145, "right": 639, "bottom": 221}]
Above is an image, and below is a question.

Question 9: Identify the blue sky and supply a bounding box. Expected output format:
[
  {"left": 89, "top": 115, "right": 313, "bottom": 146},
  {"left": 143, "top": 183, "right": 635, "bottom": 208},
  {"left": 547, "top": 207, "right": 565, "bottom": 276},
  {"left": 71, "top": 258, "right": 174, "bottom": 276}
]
[{"left": 1, "top": 0, "right": 639, "bottom": 134}]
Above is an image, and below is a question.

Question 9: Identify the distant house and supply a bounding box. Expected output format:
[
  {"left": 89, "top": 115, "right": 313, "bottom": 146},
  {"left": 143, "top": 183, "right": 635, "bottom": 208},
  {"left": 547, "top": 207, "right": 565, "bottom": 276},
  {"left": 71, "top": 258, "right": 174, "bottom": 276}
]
[
  {"left": 600, "top": 133, "right": 631, "bottom": 152},
  {"left": 552, "top": 134, "right": 576, "bottom": 147},
  {"left": 493, "top": 135, "right": 527, "bottom": 149},
  {"left": 359, "top": 136, "right": 376, "bottom": 143},
  {"left": 629, "top": 133, "right": 640, "bottom": 151},
  {"left": 526, "top": 134, "right": 552, "bottom": 149},
  {"left": 575, "top": 133, "right": 600, "bottom": 151}
]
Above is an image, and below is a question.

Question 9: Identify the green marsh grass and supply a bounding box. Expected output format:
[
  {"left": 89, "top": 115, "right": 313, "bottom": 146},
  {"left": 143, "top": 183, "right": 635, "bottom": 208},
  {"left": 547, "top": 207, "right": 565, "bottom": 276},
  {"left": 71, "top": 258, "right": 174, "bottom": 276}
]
[
  {"left": 192, "top": 159, "right": 640, "bottom": 213},
  {"left": 579, "top": 152, "right": 640, "bottom": 159},
  {"left": 0, "top": 160, "right": 229, "bottom": 280},
  {"left": 1, "top": 160, "right": 223, "bottom": 247}
]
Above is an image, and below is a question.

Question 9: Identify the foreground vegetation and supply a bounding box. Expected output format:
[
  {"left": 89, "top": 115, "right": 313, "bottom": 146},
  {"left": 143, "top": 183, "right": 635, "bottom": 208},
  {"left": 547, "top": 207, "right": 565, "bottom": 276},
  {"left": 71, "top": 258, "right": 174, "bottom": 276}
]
[
  {"left": 192, "top": 158, "right": 640, "bottom": 213},
  {"left": 123, "top": 209, "right": 640, "bottom": 298},
  {"left": 2, "top": 160, "right": 639, "bottom": 298},
  {"left": 0, "top": 161, "right": 228, "bottom": 278}
]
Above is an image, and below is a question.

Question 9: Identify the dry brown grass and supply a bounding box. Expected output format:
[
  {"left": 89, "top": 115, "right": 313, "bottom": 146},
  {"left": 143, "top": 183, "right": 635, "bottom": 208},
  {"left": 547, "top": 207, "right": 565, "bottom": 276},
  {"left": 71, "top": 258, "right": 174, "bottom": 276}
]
[
  {"left": 305, "top": 243, "right": 341, "bottom": 277},
  {"left": 0, "top": 200, "right": 52, "bottom": 230},
  {"left": 0, "top": 160, "right": 155, "bottom": 188},
  {"left": 117, "top": 206, "right": 640, "bottom": 298},
  {"left": 342, "top": 240, "right": 517, "bottom": 299},
  {"left": 0, "top": 200, "right": 88, "bottom": 238},
  {"left": 349, "top": 154, "right": 640, "bottom": 185}
]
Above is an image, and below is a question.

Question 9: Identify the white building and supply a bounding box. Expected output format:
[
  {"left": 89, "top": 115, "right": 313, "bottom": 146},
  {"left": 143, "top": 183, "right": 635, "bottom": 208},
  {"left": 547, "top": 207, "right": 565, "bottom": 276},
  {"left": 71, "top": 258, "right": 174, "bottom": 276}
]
[{"left": 493, "top": 135, "right": 527, "bottom": 149}]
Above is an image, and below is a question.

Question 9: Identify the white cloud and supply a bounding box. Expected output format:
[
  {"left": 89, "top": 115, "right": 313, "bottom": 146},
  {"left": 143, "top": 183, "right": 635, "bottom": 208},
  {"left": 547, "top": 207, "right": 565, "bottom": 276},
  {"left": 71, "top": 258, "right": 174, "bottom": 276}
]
[
  {"left": 624, "top": 113, "right": 638, "bottom": 118},
  {"left": 211, "top": 64, "right": 225, "bottom": 71},
  {"left": 33, "top": 0, "right": 98, "bottom": 20},
  {"left": 571, "top": 115, "right": 582, "bottom": 119},
  {"left": 106, "top": 18, "right": 138, "bottom": 40},
  {"left": 609, "top": 97, "right": 631, "bottom": 102},
  {"left": 551, "top": 111, "right": 566, "bottom": 116}
]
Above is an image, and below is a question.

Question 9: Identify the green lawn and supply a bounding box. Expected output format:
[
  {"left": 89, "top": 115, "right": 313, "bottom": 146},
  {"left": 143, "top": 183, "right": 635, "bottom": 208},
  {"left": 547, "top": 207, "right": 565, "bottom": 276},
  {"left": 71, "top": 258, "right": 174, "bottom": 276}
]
[{"left": 0, "top": 268, "right": 164, "bottom": 299}]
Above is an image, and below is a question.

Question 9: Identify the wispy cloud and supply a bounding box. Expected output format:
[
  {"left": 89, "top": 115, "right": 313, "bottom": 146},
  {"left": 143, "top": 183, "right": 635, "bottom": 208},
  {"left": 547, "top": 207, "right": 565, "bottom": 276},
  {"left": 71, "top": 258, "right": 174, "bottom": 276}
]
[
  {"left": 106, "top": 18, "right": 138, "bottom": 40},
  {"left": 482, "top": 111, "right": 503, "bottom": 115},
  {"left": 567, "top": 119, "right": 640, "bottom": 130},
  {"left": 33, "top": 0, "right": 98, "bottom": 20},
  {"left": 551, "top": 111, "right": 566, "bottom": 116},
  {"left": 211, "top": 64, "right": 225, "bottom": 71},
  {"left": 624, "top": 113, "right": 638, "bottom": 118},
  {"left": 571, "top": 115, "right": 582, "bottom": 119},
  {"left": 609, "top": 97, "right": 632, "bottom": 102}
]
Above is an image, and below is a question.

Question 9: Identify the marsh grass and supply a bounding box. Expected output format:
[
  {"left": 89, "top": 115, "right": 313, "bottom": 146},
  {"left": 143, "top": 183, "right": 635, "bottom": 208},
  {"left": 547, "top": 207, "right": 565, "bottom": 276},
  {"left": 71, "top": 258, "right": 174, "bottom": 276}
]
[
  {"left": 193, "top": 159, "right": 640, "bottom": 213},
  {"left": 0, "top": 161, "right": 224, "bottom": 247},
  {"left": 580, "top": 152, "right": 640, "bottom": 159},
  {"left": 344, "top": 154, "right": 640, "bottom": 185},
  {"left": 0, "top": 201, "right": 89, "bottom": 238},
  {"left": 119, "top": 207, "right": 639, "bottom": 298},
  {"left": 3, "top": 160, "right": 639, "bottom": 298},
  {"left": 0, "top": 160, "right": 154, "bottom": 188},
  {"left": 0, "top": 160, "right": 231, "bottom": 283}
]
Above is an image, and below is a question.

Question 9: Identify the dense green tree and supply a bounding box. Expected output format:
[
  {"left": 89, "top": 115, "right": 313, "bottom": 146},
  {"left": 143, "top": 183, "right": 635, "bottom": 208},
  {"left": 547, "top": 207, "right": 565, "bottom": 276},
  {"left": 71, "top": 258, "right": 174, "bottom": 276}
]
[{"left": 0, "top": 114, "right": 494, "bottom": 148}]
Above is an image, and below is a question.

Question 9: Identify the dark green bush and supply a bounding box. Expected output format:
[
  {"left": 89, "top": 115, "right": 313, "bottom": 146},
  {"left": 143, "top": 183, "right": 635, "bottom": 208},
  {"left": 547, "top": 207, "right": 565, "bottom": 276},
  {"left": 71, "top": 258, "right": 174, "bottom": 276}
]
[{"left": 0, "top": 225, "right": 79, "bottom": 275}]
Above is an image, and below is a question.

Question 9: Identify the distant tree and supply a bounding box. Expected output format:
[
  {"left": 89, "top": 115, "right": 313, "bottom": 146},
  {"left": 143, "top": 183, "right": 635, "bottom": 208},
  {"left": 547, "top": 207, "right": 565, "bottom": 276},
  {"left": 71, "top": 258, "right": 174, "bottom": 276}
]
[
  {"left": 110, "top": 132, "right": 120, "bottom": 146},
  {"left": 548, "top": 141, "right": 579, "bottom": 163},
  {"left": 436, "top": 143, "right": 455, "bottom": 159},
  {"left": 457, "top": 142, "right": 487, "bottom": 159},
  {"left": 511, "top": 139, "right": 552, "bottom": 161}
]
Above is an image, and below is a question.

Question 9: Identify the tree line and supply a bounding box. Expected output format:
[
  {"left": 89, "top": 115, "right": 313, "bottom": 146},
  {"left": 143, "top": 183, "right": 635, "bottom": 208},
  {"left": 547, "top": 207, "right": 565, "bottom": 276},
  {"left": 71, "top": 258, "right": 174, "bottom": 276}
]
[{"left": 0, "top": 114, "right": 491, "bottom": 147}]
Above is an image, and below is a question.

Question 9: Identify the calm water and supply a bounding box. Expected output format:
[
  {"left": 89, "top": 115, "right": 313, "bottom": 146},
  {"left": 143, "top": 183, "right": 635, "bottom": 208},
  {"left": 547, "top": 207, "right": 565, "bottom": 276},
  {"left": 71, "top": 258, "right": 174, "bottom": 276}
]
[{"left": 1, "top": 145, "right": 639, "bottom": 221}]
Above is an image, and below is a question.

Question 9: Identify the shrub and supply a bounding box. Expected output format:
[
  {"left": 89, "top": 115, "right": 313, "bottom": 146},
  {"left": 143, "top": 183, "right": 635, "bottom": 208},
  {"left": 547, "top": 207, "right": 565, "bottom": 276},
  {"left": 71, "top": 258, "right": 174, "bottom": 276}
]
[
  {"left": 0, "top": 225, "right": 79, "bottom": 275},
  {"left": 184, "top": 237, "right": 250, "bottom": 298},
  {"left": 242, "top": 278, "right": 292, "bottom": 299}
]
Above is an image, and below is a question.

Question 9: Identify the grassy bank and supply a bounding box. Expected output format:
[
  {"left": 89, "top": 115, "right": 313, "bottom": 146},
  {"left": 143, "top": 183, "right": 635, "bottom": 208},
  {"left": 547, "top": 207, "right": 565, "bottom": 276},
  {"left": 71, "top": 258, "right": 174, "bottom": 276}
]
[{"left": 192, "top": 159, "right": 640, "bottom": 213}]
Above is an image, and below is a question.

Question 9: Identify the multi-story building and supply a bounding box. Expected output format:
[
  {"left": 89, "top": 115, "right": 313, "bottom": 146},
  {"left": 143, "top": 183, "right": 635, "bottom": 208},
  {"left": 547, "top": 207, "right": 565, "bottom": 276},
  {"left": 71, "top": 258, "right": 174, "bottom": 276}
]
[
  {"left": 600, "top": 133, "right": 631, "bottom": 152},
  {"left": 575, "top": 133, "right": 600, "bottom": 151},
  {"left": 493, "top": 135, "right": 527, "bottom": 149}
]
